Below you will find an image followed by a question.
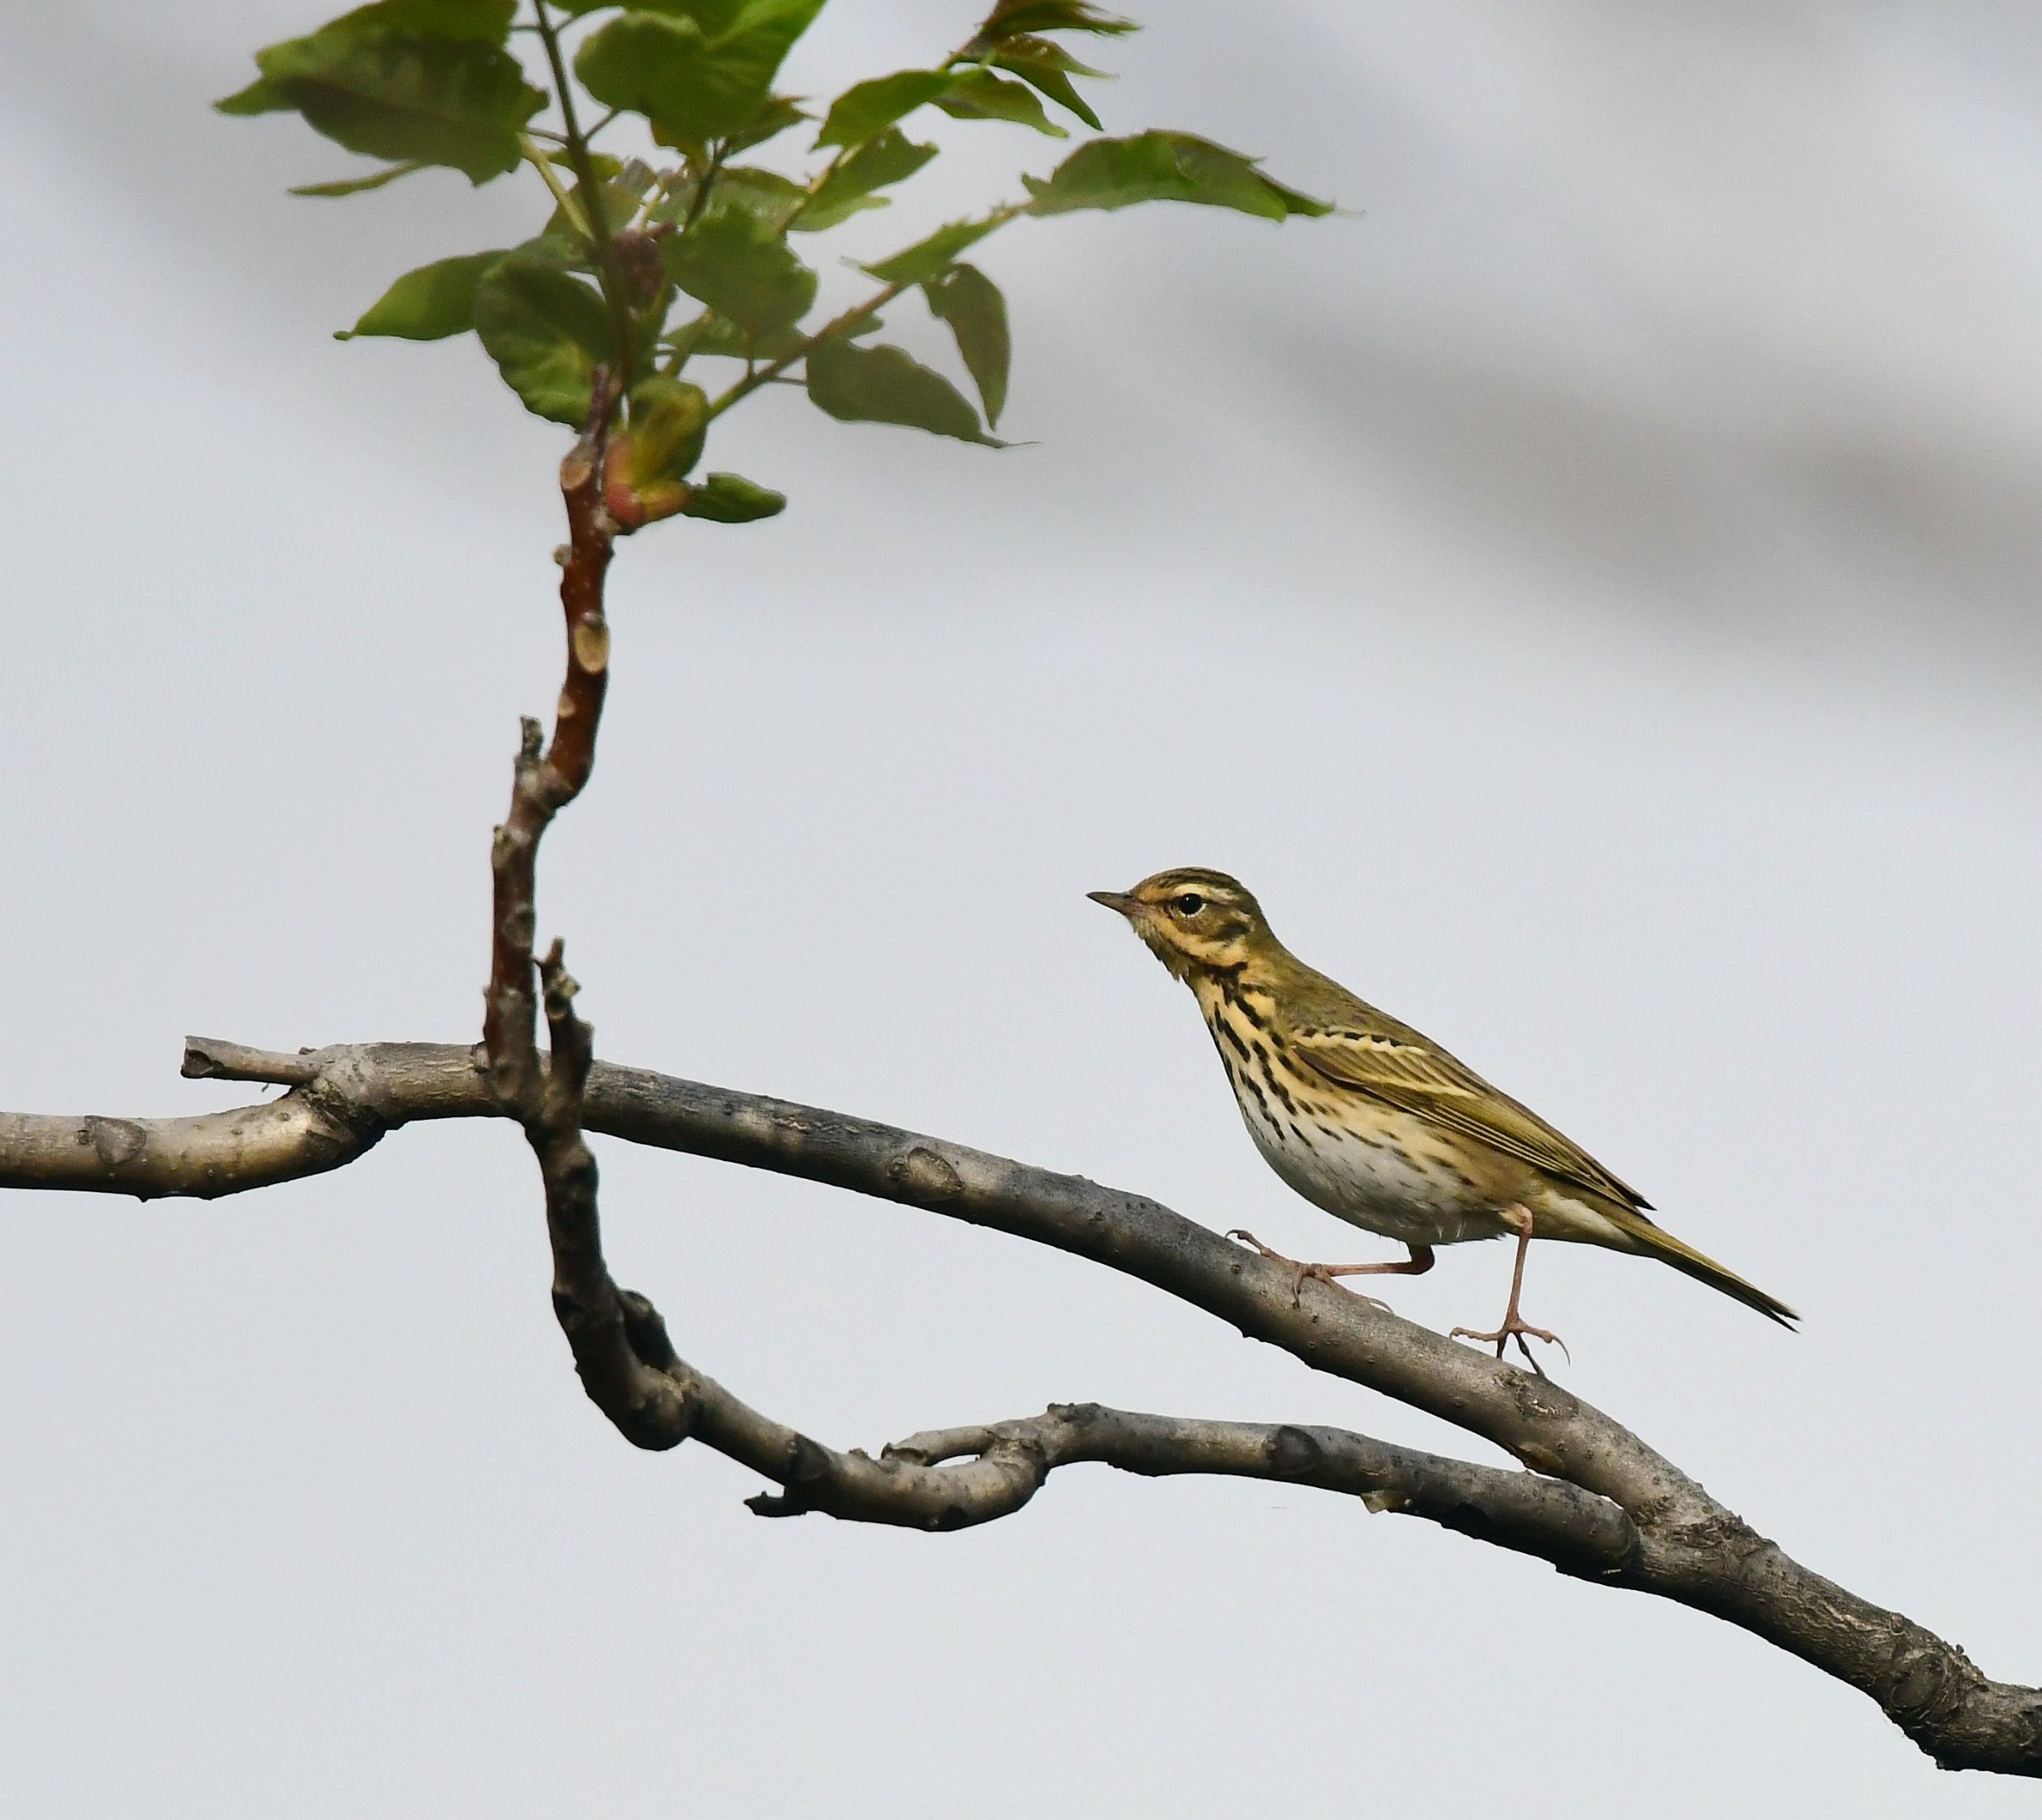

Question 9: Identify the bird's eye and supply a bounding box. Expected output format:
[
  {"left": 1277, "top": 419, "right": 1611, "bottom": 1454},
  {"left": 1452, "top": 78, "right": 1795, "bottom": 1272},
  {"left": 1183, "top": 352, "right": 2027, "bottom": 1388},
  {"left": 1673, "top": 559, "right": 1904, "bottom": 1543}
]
[{"left": 1174, "top": 893, "right": 1206, "bottom": 917}]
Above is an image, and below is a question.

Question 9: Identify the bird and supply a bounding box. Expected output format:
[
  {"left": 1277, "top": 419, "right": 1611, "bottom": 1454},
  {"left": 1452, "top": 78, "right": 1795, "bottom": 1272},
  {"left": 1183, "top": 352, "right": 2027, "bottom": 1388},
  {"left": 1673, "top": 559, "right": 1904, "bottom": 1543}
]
[{"left": 1089, "top": 867, "right": 1795, "bottom": 1365}]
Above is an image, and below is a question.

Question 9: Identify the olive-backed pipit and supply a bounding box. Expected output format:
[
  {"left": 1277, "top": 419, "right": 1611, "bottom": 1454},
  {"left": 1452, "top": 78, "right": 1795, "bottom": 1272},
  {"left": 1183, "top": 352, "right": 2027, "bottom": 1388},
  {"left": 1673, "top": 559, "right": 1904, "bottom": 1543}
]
[{"left": 1091, "top": 868, "right": 1795, "bottom": 1364}]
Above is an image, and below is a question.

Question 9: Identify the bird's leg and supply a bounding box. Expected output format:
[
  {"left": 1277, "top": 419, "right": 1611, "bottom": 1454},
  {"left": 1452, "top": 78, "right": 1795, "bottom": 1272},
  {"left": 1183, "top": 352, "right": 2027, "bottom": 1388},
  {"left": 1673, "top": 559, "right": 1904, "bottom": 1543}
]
[
  {"left": 1450, "top": 1206, "right": 1568, "bottom": 1373},
  {"left": 1225, "top": 1229, "right": 1433, "bottom": 1309}
]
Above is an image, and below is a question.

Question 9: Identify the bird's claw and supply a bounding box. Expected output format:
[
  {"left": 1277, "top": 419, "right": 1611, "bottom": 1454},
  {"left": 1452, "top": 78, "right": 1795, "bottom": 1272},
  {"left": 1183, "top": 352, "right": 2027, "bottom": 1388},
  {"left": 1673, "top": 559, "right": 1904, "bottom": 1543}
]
[
  {"left": 1450, "top": 1318, "right": 1570, "bottom": 1375},
  {"left": 1225, "top": 1227, "right": 1315, "bottom": 1306},
  {"left": 1296, "top": 1262, "right": 1391, "bottom": 1311},
  {"left": 1226, "top": 1229, "right": 1391, "bottom": 1310}
]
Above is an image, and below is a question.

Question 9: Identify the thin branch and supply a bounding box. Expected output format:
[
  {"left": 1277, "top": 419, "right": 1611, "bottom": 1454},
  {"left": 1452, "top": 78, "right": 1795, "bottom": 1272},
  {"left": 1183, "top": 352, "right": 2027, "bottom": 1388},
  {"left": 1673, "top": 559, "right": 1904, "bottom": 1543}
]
[
  {"left": 783, "top": 142, "right": 852, "bottom": 233},
  {"left": 679, "top": 141, "right": 727, "bottom": 235},
  {"left": 740, "top": 1398, "right": 1639, "bottom": 1574},
  {"left": 531, "top": 945, "right": 694, "bottom": 1448},
  {"left": 7, "top": 1037, "right": 2041, "bottom": 1774},
  {"left": 529, "top": 0, "right": 639, "bottom": 387},
  {"left": 518, "top": 131, "right": 589, "bottom": 237},
  {"left": 706, "top": 280, "right": 909, "bottom": 420},
  {"left": 480, "top": 378, "right": 620, "bottom": 1108},
  {"left": 471, "top": 375, "right": 681, "bottom": 1448},
  {"left": 708, "top": 202, "right": 1025, "bottom": 420}
]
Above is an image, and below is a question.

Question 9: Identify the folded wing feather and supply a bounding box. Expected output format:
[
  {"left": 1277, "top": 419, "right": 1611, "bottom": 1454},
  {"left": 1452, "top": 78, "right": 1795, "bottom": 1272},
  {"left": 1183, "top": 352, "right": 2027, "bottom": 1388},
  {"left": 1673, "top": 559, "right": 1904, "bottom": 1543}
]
[{"left": 1285, "top": 1019, "right": 1654, "bottom": 1214}]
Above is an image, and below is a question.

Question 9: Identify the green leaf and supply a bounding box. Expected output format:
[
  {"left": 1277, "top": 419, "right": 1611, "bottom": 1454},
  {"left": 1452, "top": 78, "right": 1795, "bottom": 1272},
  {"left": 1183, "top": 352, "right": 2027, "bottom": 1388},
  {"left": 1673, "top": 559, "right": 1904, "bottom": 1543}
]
[
  {"left": 990, "top": 32, "right": 1108, "bottom": 76},
  {"left": 661, "top": 206, "right": 817, "bottom": 335},
  {"left": 858, "top": 213, "right": 1005, "bottom": 287},
  {"left": 215, "top": 75, "right": 292, "bottom": 115},
  {"left": 924, "top": 263, "right": 1010, "bottom": 426},
  {"left": 935, "top": 67, "right": 1065, "bottom": 136},
  {"left": 472, "top": 245, "right": 619, "bottom": 424},
  {"left": 248, "top": 15, "right": 545, "bottom": 184},
  {"left": 368, "top": 0, "right": 517, "bottom": 42},
  {"left": 970, "top": 0, "right": 1134, "bottom": 43},
  {"left": 683, "top": 472, "right": 786, "bottom": 522},
  {"left": 726, "top": 91, "right": 810, "bottom": 153},
  {"left": 795, "top": 128, "right": 936, "bottom": 232},
  {"left": 1022, "top": 130, "right": 1332, "bottom": 220},
  {"left": 575, "top": 1, "right": 826, "bottom": 146},
  {"left": 337, "top": 248, "right": 507, "bottom": 338},
  {"left": 814, "top": 69, "right": 950, "bottom": 148},
  {"left": 291, "top": 158, "right": 428, "bottom": 196},
  {"left": 807, "top": 338, "right": 1001, "bottom": 445},
  {"left": 790, "top": 190, "right": 883, "bottom": 233},
  {"left": 667, "top": 313, "right": 807, "bottom": 362},
  {"left": 706, "top": 165, "right": 810, "bottom": 232},
  {"left": 551, "top": 0, "right": 730, "bottom": 15},
  {"left": 991, "top": 35, "right": 1107, "bottom": 129},
  {"left": 576, "top": 14, "right": 710, "bottom": 140}
]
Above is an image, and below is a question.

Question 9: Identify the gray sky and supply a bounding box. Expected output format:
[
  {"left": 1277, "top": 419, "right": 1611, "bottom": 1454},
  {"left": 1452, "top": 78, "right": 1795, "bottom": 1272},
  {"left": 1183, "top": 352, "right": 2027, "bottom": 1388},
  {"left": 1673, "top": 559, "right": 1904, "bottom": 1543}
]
[{"left": 3, "top": 2, "right": 2039, "bottom": 1813}]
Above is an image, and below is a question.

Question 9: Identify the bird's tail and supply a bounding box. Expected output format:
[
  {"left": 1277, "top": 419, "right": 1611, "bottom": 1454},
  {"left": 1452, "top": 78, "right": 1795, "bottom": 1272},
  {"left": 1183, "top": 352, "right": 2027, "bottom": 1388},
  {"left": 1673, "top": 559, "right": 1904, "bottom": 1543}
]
[{"left": 1606, "top": 1207, "right": 1799, "bottom": 1328}]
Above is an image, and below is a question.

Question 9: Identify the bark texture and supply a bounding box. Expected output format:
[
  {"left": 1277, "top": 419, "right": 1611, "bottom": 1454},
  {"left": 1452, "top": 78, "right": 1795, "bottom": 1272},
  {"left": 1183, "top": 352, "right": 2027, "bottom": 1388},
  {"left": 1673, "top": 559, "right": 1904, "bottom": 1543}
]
[{"left": 6, "top": 1034, "right": 2036, "bottom": 1775}]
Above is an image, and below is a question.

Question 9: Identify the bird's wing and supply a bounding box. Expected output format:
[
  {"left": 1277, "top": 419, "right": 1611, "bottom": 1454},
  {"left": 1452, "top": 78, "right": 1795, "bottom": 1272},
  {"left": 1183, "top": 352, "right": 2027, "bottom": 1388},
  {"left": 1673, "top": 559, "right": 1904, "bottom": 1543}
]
[{"left": 1284, "top": 1013, "right": 1653, "bottom": 1212}]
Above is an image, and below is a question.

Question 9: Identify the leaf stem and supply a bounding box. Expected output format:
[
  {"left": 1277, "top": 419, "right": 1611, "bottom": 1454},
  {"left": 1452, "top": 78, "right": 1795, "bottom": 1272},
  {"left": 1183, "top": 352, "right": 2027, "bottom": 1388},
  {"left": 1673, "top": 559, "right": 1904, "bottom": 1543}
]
[
  {"left": 706, "top": 281, "right": 908, "bottom": 420},
  {"left": 530, "top": 0, "right": 638, "bottom": 388},
  {"left": 705, "top": 201, "right": 1026, "bottom": 421},
  {"left": 520, "top": 133, "right": 589, "bottom": 237},
  {"left": 784, "top": 142, "right": 851, "bottom": 231},
  {"left": 680, "top": 142, "right": 728, "bottom": 234}
]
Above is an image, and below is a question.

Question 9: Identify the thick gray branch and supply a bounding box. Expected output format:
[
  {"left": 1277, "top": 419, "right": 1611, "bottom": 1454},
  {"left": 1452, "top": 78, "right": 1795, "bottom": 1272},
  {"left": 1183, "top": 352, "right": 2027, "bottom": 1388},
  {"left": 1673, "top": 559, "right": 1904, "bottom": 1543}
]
[
  {"left": 764, "top": 1399, "right": 1640, "bottom": 1574},
  {"left": 708, "top": 1378, "right": 1639, "bottom": 1574},
  {"left": 553, "top": 1290, "right": 1639, "bottom": 1565},
  {"left": 2, "top": 1036, "right": 2037, "bottom": 1774}
]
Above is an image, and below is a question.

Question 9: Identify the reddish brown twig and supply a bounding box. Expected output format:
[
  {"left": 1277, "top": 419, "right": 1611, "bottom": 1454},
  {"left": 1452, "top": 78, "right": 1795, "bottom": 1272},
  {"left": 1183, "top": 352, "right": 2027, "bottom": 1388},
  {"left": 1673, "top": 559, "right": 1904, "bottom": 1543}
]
[
  {"left": 472, "top": 371, "right": 693, "bottom": 1445},
  {"left": 482, "top": 370, "right": 622, "bottom": 1111}
]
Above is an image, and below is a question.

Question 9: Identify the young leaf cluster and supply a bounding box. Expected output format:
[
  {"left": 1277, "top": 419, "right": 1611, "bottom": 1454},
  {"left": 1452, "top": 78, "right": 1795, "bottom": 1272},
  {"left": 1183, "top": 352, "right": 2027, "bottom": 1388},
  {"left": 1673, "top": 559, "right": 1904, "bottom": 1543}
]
[{"left": 222, "top": 0, "right": 1330, "bottom": 533}]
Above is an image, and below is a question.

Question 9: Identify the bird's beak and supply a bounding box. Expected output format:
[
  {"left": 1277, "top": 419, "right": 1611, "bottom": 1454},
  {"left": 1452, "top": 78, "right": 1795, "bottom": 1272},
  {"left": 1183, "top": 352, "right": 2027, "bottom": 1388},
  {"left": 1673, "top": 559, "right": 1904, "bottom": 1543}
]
[{"left": 1087, "top": 890, "right": 1144, "bottom": 918}]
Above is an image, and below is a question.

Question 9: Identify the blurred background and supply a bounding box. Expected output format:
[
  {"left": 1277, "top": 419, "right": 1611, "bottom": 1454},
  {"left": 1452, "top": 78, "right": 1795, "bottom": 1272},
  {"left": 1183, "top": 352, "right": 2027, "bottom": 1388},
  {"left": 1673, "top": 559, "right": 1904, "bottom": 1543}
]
[{"left": 3, "top": 2, "right": 2039, "bottom": 1813}]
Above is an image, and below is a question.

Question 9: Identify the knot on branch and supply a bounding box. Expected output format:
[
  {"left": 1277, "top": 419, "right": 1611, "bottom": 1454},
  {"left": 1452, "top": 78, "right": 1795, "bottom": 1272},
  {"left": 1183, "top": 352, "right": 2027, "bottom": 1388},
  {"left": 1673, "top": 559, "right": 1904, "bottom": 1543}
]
[
  {"left": 782, "top": 1432, "right": 836, "bottom": 1488},
  {"left": 548, "top": 1281, "right": 612, "bottom": 1339},
  {"left": 619, "top": 1289, "right": 682, "bottom": 1373},
  {"left": 297, "top": 1076, "right": 394, "bottom": 1167},
  {"left": 887, "top": 1145, "right": 963, "bottom": 1206},
  {"left": 1267, "top": 1424, "right": 1323, "bottom": 1479},
  {"left": 744, "top": 1434, "right": 837, "bottom": 1518},
  {"left": 1046, "top": 1401, "right": 1107, "bottom": 1428},
  {"left": 1884, "top": 1624, "right": 1987, "bottom": 1738},
  {"left": 83, "top": 1116, "right": 147, "bottom": 1170}
]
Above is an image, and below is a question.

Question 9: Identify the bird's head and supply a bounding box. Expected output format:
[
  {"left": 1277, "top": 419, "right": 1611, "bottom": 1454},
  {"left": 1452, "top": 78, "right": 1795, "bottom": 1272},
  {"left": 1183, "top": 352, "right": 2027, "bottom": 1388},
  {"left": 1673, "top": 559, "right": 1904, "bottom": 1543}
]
[{"left": 1087, "top": 867, "right": 1276, "bottom": 982}]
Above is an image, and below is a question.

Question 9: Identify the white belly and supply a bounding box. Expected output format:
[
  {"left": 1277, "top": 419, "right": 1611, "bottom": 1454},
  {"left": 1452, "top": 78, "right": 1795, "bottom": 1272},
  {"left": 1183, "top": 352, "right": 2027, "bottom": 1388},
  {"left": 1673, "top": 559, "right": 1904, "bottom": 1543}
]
[{"left": 1233, "top": 1085, "right": 1503, "bottom": 1249}]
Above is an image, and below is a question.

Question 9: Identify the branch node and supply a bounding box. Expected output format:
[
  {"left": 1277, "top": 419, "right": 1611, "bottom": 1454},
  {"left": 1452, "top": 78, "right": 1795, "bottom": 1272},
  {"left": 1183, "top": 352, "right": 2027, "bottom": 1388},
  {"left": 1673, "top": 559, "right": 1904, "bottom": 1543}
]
[
  {"left": 618, "top": 1289, "right": 682, "bottom": 1372},
  {"left": 1267, "top": 1423, "right": 1323, "bottom": 1479},
  {"left": 180, "top": 1036, "right": 322, "bottom": 1086},
  {"left": 887, "top": 1145, "right": 963, "bottom": 1206},
  {"left": 571, "top": 615, "right": 611, "bottom": 675},
  {"left": 783, "top": 1432, "right": 834, "bottom": 1487}
]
